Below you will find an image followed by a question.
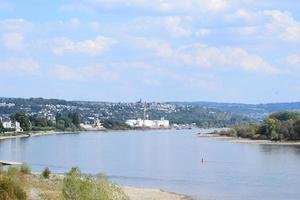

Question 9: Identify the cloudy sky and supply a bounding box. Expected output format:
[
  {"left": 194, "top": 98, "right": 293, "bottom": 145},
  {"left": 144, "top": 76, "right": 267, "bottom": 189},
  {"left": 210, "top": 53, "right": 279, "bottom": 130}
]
[{"left": 0, "top": 0, "right": 300, "bottom": 103}]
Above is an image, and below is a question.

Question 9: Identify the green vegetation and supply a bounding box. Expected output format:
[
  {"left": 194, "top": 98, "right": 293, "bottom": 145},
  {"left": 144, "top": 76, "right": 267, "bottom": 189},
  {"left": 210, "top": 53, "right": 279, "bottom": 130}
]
[
  {"left": 10, "top": 112, "right": 32, "bottom": 132},
  {"left": 29, "top": 114, "right": 55, "bottom": 132},
  {"left": 55, "top": 112, "right": 82, "bottom": 131},
  {"left": 0, "top": 166, "right": 27, "bottom": 200},
  {"left": 223, "top": 111, "right": 300, "bottom": 141},
  {"left": 20, "top": 163, "right": 31, "bottom": 175},
  {"left": 0, "top": 111, "right": 83, "bottom": 134},
  {"left": 0, "top": 175, "right": 27, "bottom": 200},
  {"left": 0, "top": 165, "right": 129, "bottom": 200},
  {"left": 0, "top": 121, "right": 4, "bottom": 133},
  {"left": 63, "top": 167, "right": 129, "bottom": 200},
  {"left": 42, "top": 167, "right": 51, "bottom": 179},
  {"left": 102, "top": 119, "right": 130, "bottom": 130}
]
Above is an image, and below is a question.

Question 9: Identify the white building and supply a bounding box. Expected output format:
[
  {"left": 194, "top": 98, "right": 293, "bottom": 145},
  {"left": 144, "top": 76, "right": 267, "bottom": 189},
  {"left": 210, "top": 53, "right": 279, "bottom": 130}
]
[
  {"left": 81, "top": 117, "right": 105, "bottom": 131},
  {"left": 126, "top": 118, "right": 170, "bottom": 129},
  {"left": 0, "top": 117, "right": 23, "bottom": 132},
  {"left": 126, "top": 102, "right": 170, "bottom": 129}
]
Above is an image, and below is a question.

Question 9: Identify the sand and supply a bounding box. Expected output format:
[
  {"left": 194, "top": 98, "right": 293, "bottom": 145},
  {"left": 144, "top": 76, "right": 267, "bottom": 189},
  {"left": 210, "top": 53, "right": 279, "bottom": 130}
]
[{"left": 199, "top": 133, "right": 300, "bottom": 145}]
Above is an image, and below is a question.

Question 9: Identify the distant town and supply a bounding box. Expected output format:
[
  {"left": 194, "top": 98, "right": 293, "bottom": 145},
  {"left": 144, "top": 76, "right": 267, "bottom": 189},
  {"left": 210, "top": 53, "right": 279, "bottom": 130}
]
[
  {"left": 0, "top": 97, "right": 254, "bottom": 134},
  {"left": 2, "top": 97, "right": 300, "bottom": 135}
]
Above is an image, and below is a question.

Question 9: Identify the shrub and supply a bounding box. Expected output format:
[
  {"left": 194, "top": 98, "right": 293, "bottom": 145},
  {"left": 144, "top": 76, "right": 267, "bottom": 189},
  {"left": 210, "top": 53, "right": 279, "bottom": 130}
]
[
  {"left": 235, "top": 125, "right": 257, "bottom": 139},
  {"left": 62, "top": 167, "right": 129, "bottom": 200},
  {"left": 7, "top": 166, "right": 20, "bottom": 177},
  {"left": 42, "top": 167, "right": 51, "bottom": 179},
  {"left": 219, "top": 129, "right": 236, "bottom": 137},
  {"left": 20, "top": 163, "right": 31, "bottom": 174},
  {"left": 0, "top": 164, "right": 3, "bottom": 175},
  {"left": 0, "top": 175, "right": 27, "bottom": 200}
]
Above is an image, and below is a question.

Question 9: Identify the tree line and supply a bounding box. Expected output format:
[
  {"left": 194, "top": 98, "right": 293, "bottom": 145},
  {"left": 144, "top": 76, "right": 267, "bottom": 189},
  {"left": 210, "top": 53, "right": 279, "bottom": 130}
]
[
  {"left": 0, "top": 111, "right": 83, "bottom": 134},
  {"left": 222, "top": 111, "right": 300, "bottom": 141}
]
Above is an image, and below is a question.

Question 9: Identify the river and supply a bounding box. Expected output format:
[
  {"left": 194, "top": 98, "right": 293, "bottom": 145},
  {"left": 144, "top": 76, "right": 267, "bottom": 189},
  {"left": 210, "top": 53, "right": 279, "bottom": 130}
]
[{"left": 0, "top": 129, "right": 299, "bottom": 200}]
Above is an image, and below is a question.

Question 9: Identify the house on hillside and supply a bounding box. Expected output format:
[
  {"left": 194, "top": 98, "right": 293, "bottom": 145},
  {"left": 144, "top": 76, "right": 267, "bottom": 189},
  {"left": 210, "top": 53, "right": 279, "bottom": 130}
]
[{"left": 0, "top": 117, "right": 23, "bottom": 132}]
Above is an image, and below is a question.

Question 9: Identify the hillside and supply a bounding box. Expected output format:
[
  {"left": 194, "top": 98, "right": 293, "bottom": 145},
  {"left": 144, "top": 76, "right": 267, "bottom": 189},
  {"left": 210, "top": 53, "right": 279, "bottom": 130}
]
[{"left": 0, "top": 97, "right": 251, "bottom": 128}]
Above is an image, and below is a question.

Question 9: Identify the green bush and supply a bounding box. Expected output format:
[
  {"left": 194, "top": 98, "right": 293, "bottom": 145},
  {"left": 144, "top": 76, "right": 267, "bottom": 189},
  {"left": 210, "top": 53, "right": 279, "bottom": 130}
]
[
  {"left": 0, "top": 165, "right": 3, "bottom": 175},
  {"left": 20, "top": 163, "right": 31, "bottom": 174},
  {"left": 42, "top": 167, "right": 51, "bottom": 179},
  {"left": 62, "top": 167, "right": 129, "bottom": 200},
  {"left": 0, "top": 175, "right": 27, "bottom": 200},
  {"left": 235, "top": 125, "right": 257, "bottom": 139},
  {"left": 7, "top": 166, "right": 20, "bottom": 177}
]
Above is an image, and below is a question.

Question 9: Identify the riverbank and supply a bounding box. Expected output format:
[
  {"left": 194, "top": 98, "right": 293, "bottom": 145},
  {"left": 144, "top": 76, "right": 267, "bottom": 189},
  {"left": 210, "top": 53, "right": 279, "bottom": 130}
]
[
  {"left": 0, "top": 130, "right": 78, "bottom": 140},
  {"left": 23, "top": 173, "right": 190, "bottom": 200},
  {"left": 199, "top": 133, "right": 300, "bottom": 145},
  {"left": 0, "top": 128, "right": 180, "bottom": 141}
]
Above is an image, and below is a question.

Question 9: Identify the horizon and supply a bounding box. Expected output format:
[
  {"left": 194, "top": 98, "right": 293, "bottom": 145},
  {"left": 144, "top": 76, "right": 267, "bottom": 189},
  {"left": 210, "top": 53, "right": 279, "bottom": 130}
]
[
  {"left": 1, "top": 95, "right": 300, "bottom": 105},
  {"left": 1, "top": 1, "right": 300, "bottom": 103}
]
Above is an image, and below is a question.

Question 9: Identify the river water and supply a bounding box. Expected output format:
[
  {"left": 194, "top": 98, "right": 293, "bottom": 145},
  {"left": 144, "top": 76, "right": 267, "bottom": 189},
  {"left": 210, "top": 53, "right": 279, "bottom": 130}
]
[{"left": 0, "top": 129, "right": 299, "bottom": 200}]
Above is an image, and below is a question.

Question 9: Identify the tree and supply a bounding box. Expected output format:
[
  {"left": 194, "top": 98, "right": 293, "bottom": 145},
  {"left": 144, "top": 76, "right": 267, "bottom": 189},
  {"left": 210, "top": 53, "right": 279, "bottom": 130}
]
[
  {"left": 68, "top": 112, "right": 82, "bottom": 128},
  {"left": 42, "top": 167, "right": 51, "bottom": 179},
  {"left": 293, "top": 119, "right": 300, "bottom": 140},
  {"left": 265, "top": 118, "right": 277, "bottom": 137},
  {"left": 0, "top": 121, "right": 4, "bottom": 133},
  {"left": 10, "top": 112, "right": 32, "bottom": 132}
]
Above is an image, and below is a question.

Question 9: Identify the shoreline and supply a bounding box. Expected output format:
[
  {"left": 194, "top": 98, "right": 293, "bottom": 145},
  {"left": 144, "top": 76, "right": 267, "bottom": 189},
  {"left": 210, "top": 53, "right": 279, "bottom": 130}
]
[
  {"left": 0, "top": 128, "right": 178, "bottom": 141},
  {"left": 199, "top": 133, "right": 300, "bottom": 145},
  {"left": 0, "top": 130, "right": 77, "bottom": 140}
]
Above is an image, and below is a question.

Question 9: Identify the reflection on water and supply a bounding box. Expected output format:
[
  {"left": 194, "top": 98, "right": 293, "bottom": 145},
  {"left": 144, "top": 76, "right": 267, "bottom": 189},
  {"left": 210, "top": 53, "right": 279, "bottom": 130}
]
[{"left": 0, "top": 129, "right": 300, "bottom": 200}]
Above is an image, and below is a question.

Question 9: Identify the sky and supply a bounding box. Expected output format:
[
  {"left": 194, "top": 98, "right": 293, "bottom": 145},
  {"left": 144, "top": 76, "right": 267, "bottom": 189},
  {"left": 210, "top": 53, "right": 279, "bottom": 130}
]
[{"left": 0, "top": 0, "right": 300, "bottom": 103}]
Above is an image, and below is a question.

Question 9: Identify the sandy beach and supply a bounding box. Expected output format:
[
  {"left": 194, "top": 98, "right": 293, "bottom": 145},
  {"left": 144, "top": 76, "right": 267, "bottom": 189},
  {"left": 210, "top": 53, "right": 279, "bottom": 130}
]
[
  {"left": 199, "top": 133, "right": 300, "bottom": 145},
  {"left": 123, "top": 186, "right": 191, "bottom": 200},
  {"left": 23, "top": 173, "right": 190, "bottom": 200}
]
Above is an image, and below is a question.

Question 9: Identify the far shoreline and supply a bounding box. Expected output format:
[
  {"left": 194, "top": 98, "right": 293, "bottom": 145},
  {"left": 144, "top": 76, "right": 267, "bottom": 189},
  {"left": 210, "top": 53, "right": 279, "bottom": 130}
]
[
  {"left": 198, "top": 133, "right": 300, "bottom": 145},
  {"left": 0, "top": 127, "right": 178, "bottom": 141}
]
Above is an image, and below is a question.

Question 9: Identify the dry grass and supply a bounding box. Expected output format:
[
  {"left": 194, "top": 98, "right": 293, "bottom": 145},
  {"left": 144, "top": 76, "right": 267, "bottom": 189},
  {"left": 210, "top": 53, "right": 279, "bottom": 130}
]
[{"left": 22, "top": 174, "right": 63, "bottom": 200}]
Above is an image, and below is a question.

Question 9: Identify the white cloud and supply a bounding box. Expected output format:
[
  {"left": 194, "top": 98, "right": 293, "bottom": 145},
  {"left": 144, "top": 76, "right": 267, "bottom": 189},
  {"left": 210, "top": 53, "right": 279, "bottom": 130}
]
[
  {"left": 129, "top": 16, "right": 191, "bottom": 37},
  {"left": 2, "top": 32, "right": 24, "bottom": 50},
  {"left": 45, "top": 36, "right": 117, "bottom": 56},
  {"left": 264, "top": 10, "right": 300, "bottom": 42},
  {"left": 89, "top": 21, "right": 101, "bottom": 31},
  {"left": 163, "top": 16, "right": 192, "bottom": 37},
  {"left": 227, "top": 9, "right": 300, "bottom": 43},
  {"left": 69, "top": 18, "right": 81, "bottom": 28},
  {"left": 134, "top": 37, "right": 173, "bottom": 57},
  {"left": 51, "top": 64, "right": 118, "bottom": 81},
  {"left": 193, "top": 44, "right": 279, "bottom": 73},
  {"left": 0, "top": 59, "right": 40, "bottom": 75},
  {"left": 287, "top": 54, "right": 300, "bottom": 65},
  {"left": 0, "top": 18, "right": 33, "bottom": 32},
  {"left": 69, "top": 0, "right": 230, "bottom": 13},
  {"left": 230, "top": 9, "right": 261, "bottom": 22},
  {"left": 195, "top": 28, "right": 211, "bottom": 37},
  {"left": 133, "top": 37, "right": 279, "bottom": 74},
  {"left": 132, "top": 37, "right": 192, "bottom": 64}
]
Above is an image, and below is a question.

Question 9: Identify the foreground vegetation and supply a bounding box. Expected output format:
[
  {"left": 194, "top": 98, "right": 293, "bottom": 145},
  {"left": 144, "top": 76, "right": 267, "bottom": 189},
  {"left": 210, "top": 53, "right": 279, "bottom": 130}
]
[
  {"left": 0, "top": 164, "right": 129, "bottom": 200},
  {"left": 220, "top": 111, "right": 300, "bottom": 141}
]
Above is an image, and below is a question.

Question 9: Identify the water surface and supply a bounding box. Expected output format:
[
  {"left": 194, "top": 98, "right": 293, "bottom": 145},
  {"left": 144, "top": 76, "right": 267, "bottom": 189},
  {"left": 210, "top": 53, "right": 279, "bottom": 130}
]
[{"left": 0, "top": 129, "right": 299, "bottom": 200}]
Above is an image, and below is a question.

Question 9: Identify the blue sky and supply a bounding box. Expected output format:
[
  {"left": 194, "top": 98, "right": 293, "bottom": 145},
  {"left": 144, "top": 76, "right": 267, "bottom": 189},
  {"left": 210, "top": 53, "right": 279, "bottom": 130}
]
[{"left": 0, "top": 0, "right": 300, "bottom": 103}]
